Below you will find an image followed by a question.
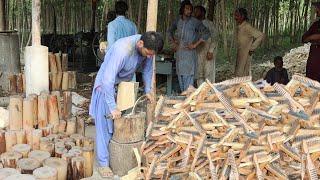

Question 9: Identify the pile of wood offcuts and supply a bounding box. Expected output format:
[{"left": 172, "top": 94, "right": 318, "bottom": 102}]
[{"left": 141, "top": 74, "right": 320, "bottom": 179}]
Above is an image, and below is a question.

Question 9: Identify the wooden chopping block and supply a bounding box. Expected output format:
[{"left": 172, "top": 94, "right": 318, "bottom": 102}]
[
  {"left": 82, "top": 147, "right": 94, "bottom": 178},
  {"left": 116, "top": 81, "right": 139, "bottom": 111},
  {"left": 43, "top": 157, "right": 67, "bottom": 180},
  {"left": 71, "top": 156, "right": 85, "bottom": 180},
  {"left": 12, "top": 144, "right": 31, "bottom": 158},
  {"left": 1, "top": 151, "right": 22, "bottom": 168},
  {"left": 17, "top": 158, "right": 41, "bottom": 174},
  {"left": 33, "top": 167, "right": 57, "bottom": 180}
]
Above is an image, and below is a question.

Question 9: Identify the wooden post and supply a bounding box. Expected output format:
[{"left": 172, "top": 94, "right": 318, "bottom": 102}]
[
  {"left": 66, "top": 117, "right": 76, "bottom": 136},
  {"left": 43, "top": 157, "right": 68, "bottom": 180},
  {"left": 51, "top": 91, "right": 63, "bottom": 120},
  {"left": 63, "top": 91, "right": 72, "bottom": 119},
  {"left": 8, "top": 75, "right": 17, "bottom": 94},
  {"left": 32, "top": 129, "right": 42, "bottom": 150},
  {"left": 82, "top": 147, "right": 94, "bottom": 178},
  {"left": 0, "top": 130, "right": 6, "bottom": 154},
  {"left": 28, "top": 150, "right": 51, "bottom": 164},
  {"left": 146, "top": 0, "right": 158, "bottom": 124},
  {"left": 33, "top": 167, "right": 58, "bottom": 180},
  {"left": 16, "top": 73, "right": 24, "bottom": 93},
  {"left": 12, "top": 144, "right": 31, "bottom": 158},
  {"left": 62, "top": 152, "right": 74, "bottom": 180},
  {"left": 17, "top": 158, "right": 41, "bottom": 174},
  {"left": 61, "top": 54, "right": 68, "bottom": 72},
  {"left": 0, "top": 151, "right": 22, "bottom": 168},
  {"left": 71, "top": 156, "right": 85, "bottom": 180},
  {"left": 38, "top": 94, "right": 48, "bottom": 128},
  {"left": 47, "top": 95, "right": 59, "bottom": 133},
  {"left": 5, "top": 131, "right": 17, "bottom": 151},
  {"left": 9, "top": 95, "right": 23, "bottom": 130},
  {"left": 29, "top": 94, "right": 38, "bottom": 127},
  {"left": 32, "top": 0, "right": 41, "bottom": 45},
  {"left": 23, "top": 97, "right": 35, "bottom": 130}
]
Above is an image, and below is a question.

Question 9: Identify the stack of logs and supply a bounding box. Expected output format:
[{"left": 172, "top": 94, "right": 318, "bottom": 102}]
[
  {"left": 0, "top": 91, "right": 93, "bottom": 179},
  {"left": 140, "top": 74, "right": 320, "bottom": 179}
]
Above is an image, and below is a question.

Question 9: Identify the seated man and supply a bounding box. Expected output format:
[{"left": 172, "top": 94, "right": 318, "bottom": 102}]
[{"left": 264, "top": 56, "right": 289, "bottom": 85}]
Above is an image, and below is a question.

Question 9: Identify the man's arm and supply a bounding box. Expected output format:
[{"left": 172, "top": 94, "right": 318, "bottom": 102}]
[
  {"left": 248, "top": 24, "right": 265, "bottom": 52},
  {"left": 107, "top": 22, "right": 116, "bottom": 47},
  {"left": 187, "top": 19, "right": 210, "bottom": 50},
  {"left": 302, "top": 22, "right": 319, "bottom": 43},
  {"left": 142, "top": 58, "right": 153, "bottom": 94},
  {"left": 168, "top": 19, "right": 178, "bottom": 42}
]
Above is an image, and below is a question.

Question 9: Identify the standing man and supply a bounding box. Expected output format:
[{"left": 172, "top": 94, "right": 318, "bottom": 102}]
[
  {"left": 168, "top": 0, "right": 210, "bottom": 93},
  {"left": 89, "top": 32, "right": 163, "bottom": 178},
  {"left": 107, "top": 0, "right": 138, "bottom": 50},
  {"left": 234, "top": 8, "right": 265, "bottom": 77},
  {"left": 302, "top": 2, "right": 320, "bottom": 82},
  {"left": 194, "top": 5, "right": 218, "bottom": 85}
]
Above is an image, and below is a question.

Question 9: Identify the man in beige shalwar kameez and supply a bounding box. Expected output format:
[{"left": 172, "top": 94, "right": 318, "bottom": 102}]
[
  {"left": 234, "top": 8, "right": 265, "bottom": 77},
  {"left": 194, "top": 6, "right": 218, "bottom": 85}
]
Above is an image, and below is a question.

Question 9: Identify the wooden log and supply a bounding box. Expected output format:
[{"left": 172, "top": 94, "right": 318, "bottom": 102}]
[
  {"left": 17, "top": 158, "right": 41, "bottom": 174},
  {"left": 38, "top": 94, "right": 48, "bottom": 128},
  {"left": 28, "top": 150, "right": 51, "bottom": 165},
  {"left": 32, "top": 129, "right": 42, "bottom": 150},
  {"left": 109, "top": 140, "right": 143, "bottom": 176},
  {"left": 54, "top": 53, "right": 62, "bottom": 72},
  {"left": 71, "top": 156, "right": 85, "bottom": 180},
  {"left": 55, "top": 147, "right": 67, "bottom": 158},
  {"left": 43, "top": 157, "right": 67, "bottom": 180},
  {"left": 65, "top": 141, "right": 75, "bottom": 151},
  {"left": 66, "top": 117, "right": 76, "bottom": 136},
  {"left": 113, "top": 112, "right": 146, "bottom": 143},
  {"left": 63, "top": 91, "right": 72, "bottom": 120},
  {"left": 58, "top": 120, "right": 66, "bottom": 134},
  {"left": 16, "top": 73, "right": 23, "bottom": 94},
  {"left": 40, "top": 139, "right": 54, "bottom": 156},
  {"left": 48, "top": 53, "right": 57, "bottom": 73},
  {"left": 33, "top": 167, "right": 57, "bottom": 180},
  {"left": 82, "top": 147, "right": 94, "bottom": 178},
  {"left": 9, "top": 95, "right": 23, "bottom": 130},
  {"left": 28, "top": 94, "right": 38, "bottom": 127},
  {"left": 68, "top": 71, "right": 77, "bottom": 89},
  {"left": 46, "top": 134, "right": 58, "bottom": 142},
  {"left": 4, "top": 174, "right": 36, "bottom": 180},
  {"left": 0, "top": 151, "right": 22, "bottom": 168},
  {"left": 16, "top": 130, "right": 26, "bottom": 144},
  {"left": 62, "top": 152, "right": 75, "bottom": 180},
  {"left": 41, "top": 125, "right": 53, "bottom": 137},
  {"left": 70, "top": 134, "right": 84, "bottom": 147},
  {"left": 22, "top": 74, "right": 26, "bottom": 94},
  {"left": 47, "top": 95, "right": 59, "bottom": 133},
  {"left": 5, "top": 131, "right": 16, "bottom": 151},
  {"left": 0, "top": 168, "right": 20, "bottom": 179},
  {"left": 83, "top": 137, "right": 94, "bottom": 149},
  {"left": 76, "top": 117, "right": 85, "bottom": 136},
  {"left": 8, "top": 75, "right": 17, "bottom": 94},
  {"left": 25, "top": 129, "right": 33, "bottom": 147},
  {"left": 61, "top": 54, "right": 68, "bottom": 72},
  {"left": 23, "top": 97, "right": 34, "bottom": 130},
  {"left": 0, "top": 130, "right": 6, "bottom": 154},
  {"left": 68, "top": 148, "right": 83, "bottom": 157},
  {"left": 61, "top": 72, "right": 69, "bottom": 91},
  {"left": 12, "top": 144, "right": 31, "bottom": 158},
  {"left": 51, "top": 91, "right": 62, "bottom": 120}
]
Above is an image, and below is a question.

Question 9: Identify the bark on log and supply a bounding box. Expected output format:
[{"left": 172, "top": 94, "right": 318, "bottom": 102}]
[
  {"left": 33, "top": 167, "right": 57, "bottom": 180},
  {"left": 51, "top": 91, "right": 62, "bottom": 120},
  {"left": 9, "top": 95, "right": 23, "bottom": 130},
  {"left": 48, "top": 54, "right": 57, "bottom": 73},
  {"left": 5, "top": 131, "right": 16, "bottom": 151},
  {"left": 38, "top": 94, "right": 48, "bottom": 128},
  {"left": 63, "top": 91, "right": 72, "bottom": 120},
  {"left": 54, "top": 53, "right": 62, "bottom": 72},
  {"left": 58, "top": 120, "right": 66, "bottom": 134},
  {"left": 12, "top": 144, "right": 31, "bottom": 158},
  {"left": 0, "top": 151, "right": 22, "bottom": 168},
  {"left": 71, "top": 156, "right": 85, "bottom": 180},
  {"left": 32, "top": 129, "right": 42, "bottom": 150},
  {"left": 82, "top": 147, "right": 94, "bottom": 178},
  {"left": 66, "top": 117, "right": 76, "bottom": 136},
  {"left": 109, "top": 140, "right": 143, "bottom": 176},
  {"left": 76, "top": 117, "right": 85, "bottom": 136},
  {"left": 17, "top": 158, "right": 41, "bottom": 174},
  {"left": 23, "top": 97, "right": 35, "bottom": 131},
  {"left": 8, "top": 75, "right": 17, "bottom": 94},
  {"left": 43, "top": 157, "right": 67, "bottom": 180},
  {"left": 28, "top": 150, "right": 51, "bottom": 165},
  {"left": 62, "top": 152, "right": 75, "bottom": 180},
  {"left": 0, "top": 168, "right": 20, "bottom": 179},
  {"left": 16, "top": 73, "right": 23, "bottom": 94},
  {"left": 47, "top": 95, "right": 59, "bottom": 133},
  {"left": 113, "top": 112, "right": 146, "bottom": 143},
  {"left": 61, "top": 72, "right": 69, "bottom": 91},
  {"left": 0, "top": 130, "right": 6, "bottom": 154},
  {"left": 61, "top": 54, "right": 68, "bottom": 72},
  {"left": 28, "top": 94, "right": 38, "bottom": 127}
]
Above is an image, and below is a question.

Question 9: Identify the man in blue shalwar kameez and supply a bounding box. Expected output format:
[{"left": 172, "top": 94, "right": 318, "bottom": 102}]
[{"left": 89, "top": 32, "right": 163, "bottom": 178}]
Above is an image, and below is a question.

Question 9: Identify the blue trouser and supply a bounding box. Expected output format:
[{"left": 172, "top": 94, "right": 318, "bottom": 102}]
[{"left": 178, "top": 75, "right": 194, "bottom": 92}]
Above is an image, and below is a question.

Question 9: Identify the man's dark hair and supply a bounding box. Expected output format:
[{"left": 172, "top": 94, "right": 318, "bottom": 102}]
[
  {"left": 194, "top": 5, "right": 206, "bottom": 16},
  {"left": 236, "top": 8, "right": 249, "bottom": 21},
  {"left": 274, "top": 56, "right": 283, "bottom": 64},
  {"left": 141, "top": 31, "right": 164, "bottom": 53},
  {"left": 115, "top": 1, "right": 128, "bottom": 16},
  {"left": 179, "top": 0, "right": 193, "bottom": 15},
  {"left": 106, "top": 11, "right": 116, "bottom": 24}
]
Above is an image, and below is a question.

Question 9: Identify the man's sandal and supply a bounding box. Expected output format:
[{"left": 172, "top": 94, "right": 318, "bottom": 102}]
[{"left": 98, "top": 166, "right": 114, "bottom": 178}]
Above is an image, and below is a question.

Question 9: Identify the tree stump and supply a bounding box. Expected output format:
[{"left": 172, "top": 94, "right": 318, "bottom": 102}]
[
  {"left": 8, "top": 75, "right": 17, "bottom": 94},
  {"left": 0, "top": 130, "right": 6, "bottom": 154},
  {"left": 33, "top": 167, "right": 57, "bottom": 180},
  {"left": 61, "top": 54, "right": 68, "bottom": 72},
  {"left": 5, "top": 131, "right": 16, "bottom": 151},
  {"left": 62, "top": 72, "right": 69, "bottom": 91},
  {"left": 4, "top": 174, "right": 36, "bottom": 180},
  {"left": 38, "top": 94, "right": 48, "bottom": 128},
  {"left": 55, "top": 147, "right": 67, "bottom": 158},
  {"left": 16, "top": 73, "right": 23, "bottom": 94},
  {"left": 28, "top": 150, "right": 51, "bottom": 165},
  {"left": 113, "top": 112, "right": 146, "bottom": 143},
  {"left": 71, "top": 156, "right": 85, "bottom": 180},
  {"left": 43, "top": 157, "right": 67, "bottom": 180},
  {"left": 58, "top": 120, "right": 66, "bottom": 133},
  {"left": 66, "top": 118, "right": 76, "bottom": 135},
  {"left": 17, "top": 158, "right": 41, "bottom": 174},
  {"left": 109, "top": 140, "right": 143, "bottom": 176},
  {"left": 51, "top": 91, "right": 62, "bottom": 120},
  {"left": 62, "top": 152, "right": 75, "bottom": 180},
  {"left": 32, "top": 129, "right": 42, "bottom": 150},
  {"left": 40, "top": 139, "right": 54, "bottom": 156},
  {"left": 76, "top": 117, "right": 85, "bottom": 135},
  {"left": 63, "top": 91, "right": 72, "bottom": 120},
  {"left": 28, "top": 94, "right": 38, "bottom": 127},
  {"left": 23, "top": 97, "right": 34, "bottom": 131},
  {"left": 47, "top": 95, "right": 59, "bottom": 133},
  {"left": 70, "top": 134, "right": 84, "bottom": 147},
  {"left": 1, "top": 151, "right": 22, "bottom": 168},
  {"left": 9, "top": 95, "right": 23, "bottom": 130},
  {"left": 83, "top": 137, "right": 94, "bottom": 149},
  {"left": 82, "top": 147, "right": 93, "bottom": 178},
  {"left": 68, "top": 71, "right": 77, "bottom": 89},
  {"left": 0, "top": 168, "right": 20, "bottom": 179},
  {"left": 12, "top": 144, "right": 31, "bottom": 158}
]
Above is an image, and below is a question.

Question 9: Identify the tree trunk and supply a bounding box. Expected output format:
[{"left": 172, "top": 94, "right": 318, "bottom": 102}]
[
  {"left": 71, "top": 156, "right": 85, "bottom": 180},
  {"left": 33, "top": 166, "right": 58, "bottom": 180},
  {"left": 207, "top": 0, "right": 217, "bottom": 21},
  {"left": 137, "top": 0, "right": 143, "bottom": 32},
  {"left": 17, "top": 158, "right": 41, "bottom": 174},
  {"left": 0, "top": 0, "right": 6, "bottom": 30},
  {"left": 43, "top": 157, "right": 68, "bottom": 180},
  {"left": 91, "top": 0, "right": 97, "bottom": 32}
]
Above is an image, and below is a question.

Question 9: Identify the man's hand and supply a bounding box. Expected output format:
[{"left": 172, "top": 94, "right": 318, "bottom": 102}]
[
  {"left": 249, "top": 50, "right": 254, "bottom": 56},
  {"left": 99, "top": 42, "right": 107, "bottom": 53},
  {"left": 111, "top": 109, "right": 121, "bottom": 119},
  {"left": 146, "top": 93, "right": 155, "bottom": 104},
  {"left": 207, "top": 52, "right": 214, "bottom": 60},
  {"left": 186, "top": 43, "right": 197, "bottom": 50}
]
